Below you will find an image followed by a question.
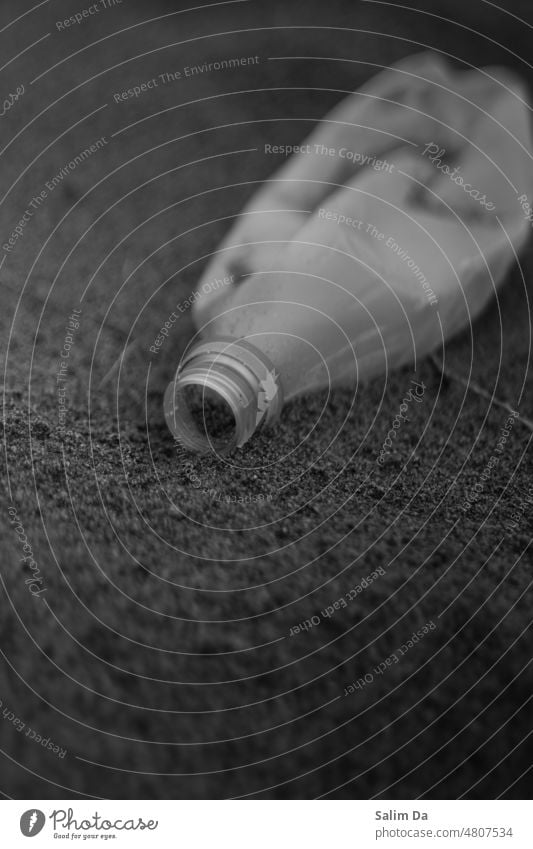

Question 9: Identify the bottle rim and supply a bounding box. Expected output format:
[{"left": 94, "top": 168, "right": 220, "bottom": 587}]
[{"left": 163, "top": 336, "right": 283, "bottom": 455}]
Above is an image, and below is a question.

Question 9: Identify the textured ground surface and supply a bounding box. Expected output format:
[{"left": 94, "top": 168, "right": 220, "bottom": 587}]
[{"left": 0, "top": 0, "right": 532, "bottom": 799}]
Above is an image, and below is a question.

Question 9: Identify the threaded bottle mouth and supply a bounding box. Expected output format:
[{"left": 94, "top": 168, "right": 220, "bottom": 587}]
[{"left": 163, "top": 336, "right": 283, "bottom": 455}]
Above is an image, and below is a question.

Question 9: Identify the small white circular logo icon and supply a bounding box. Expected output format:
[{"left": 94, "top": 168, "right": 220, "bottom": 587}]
[{"left": 20, "top": 810, "right": 45, "bottom": 837}]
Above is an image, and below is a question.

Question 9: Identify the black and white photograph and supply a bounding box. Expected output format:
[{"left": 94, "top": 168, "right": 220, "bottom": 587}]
[{"left": 1, "top": 0, "right": 532, "bottom": 842}]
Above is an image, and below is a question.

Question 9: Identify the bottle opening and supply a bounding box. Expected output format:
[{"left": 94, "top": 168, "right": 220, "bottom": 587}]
[
  {"left": 184, "top": 385, "right": 236, "bottom": 441},
  {"left": 179, "top": 383, "right": 237, "bottom": 452},
  {"left": 163, "top": 336, "right": 283, "bottom": 455}
]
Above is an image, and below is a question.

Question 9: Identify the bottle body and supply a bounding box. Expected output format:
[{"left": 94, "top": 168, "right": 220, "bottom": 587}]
[
  {"left": 164, "top": 54, "right": 532, "bottom": 453},
  {"left": 190, "top": 148, "right": 529, "bottom": 396}
]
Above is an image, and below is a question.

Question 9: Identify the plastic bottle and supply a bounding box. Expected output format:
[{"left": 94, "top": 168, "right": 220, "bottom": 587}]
[{"left": 164, "top": 53, "right": 532, "bottom": 454}]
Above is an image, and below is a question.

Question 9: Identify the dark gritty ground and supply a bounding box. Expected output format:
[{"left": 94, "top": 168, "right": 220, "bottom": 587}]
[{"left": 0, "top": 0, "right": 532, "bottom": 799}]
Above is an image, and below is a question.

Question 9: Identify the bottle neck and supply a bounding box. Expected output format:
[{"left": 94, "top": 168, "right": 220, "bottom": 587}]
[{"left": 163, "top": 336, "right": 284, "bottom": 454}]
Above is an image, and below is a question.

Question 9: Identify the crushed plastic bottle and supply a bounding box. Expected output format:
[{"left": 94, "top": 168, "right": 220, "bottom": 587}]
[{"left": 164, "top": 52, "right": 532, "bottom": 454}]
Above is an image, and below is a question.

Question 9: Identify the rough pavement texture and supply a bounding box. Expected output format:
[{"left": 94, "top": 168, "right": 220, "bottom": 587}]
[{"left": 1, "top": 0, "right": 532, "bottom": 799}]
